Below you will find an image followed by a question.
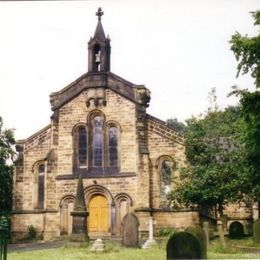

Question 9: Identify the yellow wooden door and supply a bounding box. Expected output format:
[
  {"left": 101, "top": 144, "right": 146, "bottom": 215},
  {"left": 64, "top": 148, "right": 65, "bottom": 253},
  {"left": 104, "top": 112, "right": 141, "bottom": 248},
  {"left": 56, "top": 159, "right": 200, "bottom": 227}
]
[{"left": 89, "top": 195, "right": 108, "bottom": 232}]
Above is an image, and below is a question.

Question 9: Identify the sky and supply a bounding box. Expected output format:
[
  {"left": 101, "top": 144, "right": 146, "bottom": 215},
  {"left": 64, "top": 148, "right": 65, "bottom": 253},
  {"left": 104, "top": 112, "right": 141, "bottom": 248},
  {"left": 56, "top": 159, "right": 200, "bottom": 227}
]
[{"left": 0, "top": 0, "right": 259, "bottom": 140}]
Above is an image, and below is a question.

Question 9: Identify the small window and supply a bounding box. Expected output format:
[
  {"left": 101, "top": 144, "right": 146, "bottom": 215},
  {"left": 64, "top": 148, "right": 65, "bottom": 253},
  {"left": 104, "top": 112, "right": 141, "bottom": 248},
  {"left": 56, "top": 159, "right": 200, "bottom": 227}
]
[
  {"left": 38, "top": 164, "right": 45, "bottom": 209},
  {"left": 108, "top": 126, "right": 118, "bottom": 167}
]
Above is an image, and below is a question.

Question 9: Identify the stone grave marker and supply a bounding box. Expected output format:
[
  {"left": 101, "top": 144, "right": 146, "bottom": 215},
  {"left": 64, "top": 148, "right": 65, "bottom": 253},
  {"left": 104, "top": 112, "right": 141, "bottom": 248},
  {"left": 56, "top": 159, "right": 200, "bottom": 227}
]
[
  {"left": 186, "top": 225, "right": 207, "bottom": 259},
  {"left": 253, "top": 219, "right": 260, "bottom": 242},
  {"left": 122, "top": 212, "right": 139, "bottom": 247},
  {"left": 142, "top": 216, "right": 157, "bottom": 249},
  {"left": 166, "top": 231, "right": 203, "bottom": 260}
]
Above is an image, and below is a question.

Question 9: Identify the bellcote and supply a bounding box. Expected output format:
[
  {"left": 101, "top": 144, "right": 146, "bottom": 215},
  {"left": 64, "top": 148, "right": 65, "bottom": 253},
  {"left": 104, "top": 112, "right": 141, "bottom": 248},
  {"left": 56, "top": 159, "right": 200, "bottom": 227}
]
[{"left": 88, "top": 8, "right": 111, "bottom": 73}]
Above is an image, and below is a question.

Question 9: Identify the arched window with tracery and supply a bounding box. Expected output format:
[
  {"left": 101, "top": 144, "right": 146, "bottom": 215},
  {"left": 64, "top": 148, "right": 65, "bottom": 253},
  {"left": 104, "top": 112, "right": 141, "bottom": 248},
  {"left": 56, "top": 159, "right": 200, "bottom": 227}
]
[
  {"left": 37, "top": 164, "right": 45, "bottom": 209},
  {"left": 72, "top": 113, "right": 121, "bottom": 174}
]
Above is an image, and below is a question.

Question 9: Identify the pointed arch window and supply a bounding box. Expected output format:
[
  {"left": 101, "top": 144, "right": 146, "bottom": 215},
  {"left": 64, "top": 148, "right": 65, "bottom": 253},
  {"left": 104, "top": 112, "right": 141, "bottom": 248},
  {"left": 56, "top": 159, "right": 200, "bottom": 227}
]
[
  {"left": 38, "top": 164, "right": 45, "bottom": 209},
  {"left": 91, "top": 115, "right": 104, "bottom": 167},
  {"left": 72, "top": 115, "right": 121, "bottom": 174},
  {"left": 78, "top": 127, "right": 87, "bottom": 167},
  {"left": 108, "top": 126, "right": 118, "bottom": 167},
  {"left": 159, "top": 159, "right": 175, "bottom": 196},
  {"left": 73, "top": 126, "right": 88, "bottom": 169}
]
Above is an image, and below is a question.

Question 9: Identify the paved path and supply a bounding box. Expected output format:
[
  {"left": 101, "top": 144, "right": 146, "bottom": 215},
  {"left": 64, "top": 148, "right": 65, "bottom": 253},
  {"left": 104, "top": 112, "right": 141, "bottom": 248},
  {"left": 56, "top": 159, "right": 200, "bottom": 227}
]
[{"left": 8, "top": 240, "right": 63, "bottom": 252}]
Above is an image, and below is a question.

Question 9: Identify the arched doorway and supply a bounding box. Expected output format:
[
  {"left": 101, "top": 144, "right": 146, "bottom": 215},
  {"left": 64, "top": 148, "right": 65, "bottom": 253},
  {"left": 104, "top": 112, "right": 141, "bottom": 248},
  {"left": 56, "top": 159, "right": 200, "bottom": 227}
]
[{"left": 89, "top": 195, "right": 109, "bottom": 232}]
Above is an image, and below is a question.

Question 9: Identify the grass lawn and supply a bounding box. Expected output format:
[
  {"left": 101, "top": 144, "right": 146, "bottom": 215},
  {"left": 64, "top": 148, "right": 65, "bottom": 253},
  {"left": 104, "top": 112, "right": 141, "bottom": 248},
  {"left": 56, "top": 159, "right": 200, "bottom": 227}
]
[{"left": 8, "top": 237, "right": 260, "bottom": 260}]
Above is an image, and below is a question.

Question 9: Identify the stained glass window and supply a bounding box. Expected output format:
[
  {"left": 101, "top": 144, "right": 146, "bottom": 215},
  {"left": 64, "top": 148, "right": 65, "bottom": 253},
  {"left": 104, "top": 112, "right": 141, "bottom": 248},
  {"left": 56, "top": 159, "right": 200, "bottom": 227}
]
[
  {"left": 78, "top": 127, "right": 87, "bottom": 167},
  {"left": 38, "top": 164, "right": 45, "bottom": 209},
  {"left": 108, "top": 126, "right": 118, "bottom": 167},
  {"left": 92, "top": 116, "right": 104, "bottom": 167}
]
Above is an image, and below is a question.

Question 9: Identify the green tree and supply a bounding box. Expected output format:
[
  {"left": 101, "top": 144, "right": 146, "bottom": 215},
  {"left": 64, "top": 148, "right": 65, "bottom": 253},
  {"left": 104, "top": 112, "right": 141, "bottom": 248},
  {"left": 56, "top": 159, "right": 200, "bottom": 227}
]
[
  {"left": 230, "top": 10, "right": 260, "bottom": 88},
  {"left": 168, "top": 105, "right": 249, "bottom": 219},
  {"left": 0, "top": 117, "right": 15, "bottom": 216},
  {"left": 230, "top": 10, "right": 260, "bottom": 201},
  {"left": 166, "top": 118, "right": 187, "bottom": 134}
]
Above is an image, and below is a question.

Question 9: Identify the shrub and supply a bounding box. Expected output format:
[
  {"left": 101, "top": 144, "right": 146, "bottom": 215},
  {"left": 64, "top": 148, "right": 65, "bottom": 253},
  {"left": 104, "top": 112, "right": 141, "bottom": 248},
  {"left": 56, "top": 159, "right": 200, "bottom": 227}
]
[
  {"left": 27, "top": 225, "right": 37, "bottom": 240},
  {"left": 156, "top": 228, "right": 175, "bottom": 238},
  {"left": 104, "top": 241, "right": 120, "bottom": 253}
]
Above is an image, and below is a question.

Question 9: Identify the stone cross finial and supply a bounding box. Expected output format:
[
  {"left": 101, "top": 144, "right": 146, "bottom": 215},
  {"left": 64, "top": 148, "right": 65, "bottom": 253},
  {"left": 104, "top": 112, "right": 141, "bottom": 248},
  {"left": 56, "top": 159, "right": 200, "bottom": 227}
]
[{"left": 96, "top": 7, "right": 104, "bottom": 21}]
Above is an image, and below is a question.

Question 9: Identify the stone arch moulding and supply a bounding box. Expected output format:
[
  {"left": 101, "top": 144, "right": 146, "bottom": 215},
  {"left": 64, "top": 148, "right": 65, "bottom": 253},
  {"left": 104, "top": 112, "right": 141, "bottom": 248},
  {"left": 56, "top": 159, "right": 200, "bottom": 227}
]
[
  {"left": 84, "top": 184, "right": 114, "bottom": 205},
  {"left": 86, "top": 109, "right": 106, "bottom": 123},
  {"left": 114, "top": 193, "right": 133, "bottom": 206},
  {"left": 155, "top": 154, "right": 175, "bottom": 169},
  {"left": 71, "top": 123, "right": 87, "bottom": 136},
  {"left": 104, "top": 120, "right": 122, "bottom": 132},
  {"left": 31, "top": 159, "right": 46, "bottom": 173},
  {"left": 59, "top": 194, "right": 76, "bottom": 208}
]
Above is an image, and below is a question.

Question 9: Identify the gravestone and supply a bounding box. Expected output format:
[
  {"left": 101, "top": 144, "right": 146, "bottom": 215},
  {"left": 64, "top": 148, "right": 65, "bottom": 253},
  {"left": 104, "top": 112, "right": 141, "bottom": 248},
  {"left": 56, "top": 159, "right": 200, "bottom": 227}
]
[
  {"left": 253, "top": 219, "right": 260, "bottom": 243},
  {"left": 186, "top": 225, "right": 207, "bottom": 259},
  {"left": 166, "top": 231, "right": 202, "bottom": 260},
  {"left": 229, "top": 221, "right": 244, "bottom": 239},
  {"left": 122, "top": 213, "right": 139, "bottom": 247}
]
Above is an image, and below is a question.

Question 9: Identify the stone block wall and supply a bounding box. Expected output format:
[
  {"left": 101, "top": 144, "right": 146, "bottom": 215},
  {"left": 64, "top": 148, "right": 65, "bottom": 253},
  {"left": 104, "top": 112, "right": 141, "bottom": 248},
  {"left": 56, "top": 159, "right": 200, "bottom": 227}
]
[
  {"left": 147, "top": 117, "right": 186, "bottom": 209},
  {"left": 153, "top": 210, "right": 200, "bottom": 231},
  {"left": 57, "top": 89, "right": 138, "bottom": 176},
  {"left": 13, "top": 125, "right": 52, "bottom": 210}
]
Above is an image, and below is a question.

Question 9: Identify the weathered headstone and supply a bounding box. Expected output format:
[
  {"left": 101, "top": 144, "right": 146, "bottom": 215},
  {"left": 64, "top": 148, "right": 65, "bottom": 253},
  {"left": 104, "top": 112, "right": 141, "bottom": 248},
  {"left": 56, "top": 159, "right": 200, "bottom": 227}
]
[
  {"left": 229, "top": 221, "right": 244, "bottom": 239},
  {"left": 166, "top": 231, "right": 203, "bottom": 260},
  {"left": 186, "top": 225, "right": 207, "bottom": 259},
  {"left": 122, "top": 212, "right": 139, "bottom": 247},
  {"left": 253, "top": 219, "right": 260, "bottom": 243},
  {"left": 90, "top": 238, "right": 105, "bottom": 252},
  {"left": 142, "top": 216, "right": 157, "bottom": 249}
]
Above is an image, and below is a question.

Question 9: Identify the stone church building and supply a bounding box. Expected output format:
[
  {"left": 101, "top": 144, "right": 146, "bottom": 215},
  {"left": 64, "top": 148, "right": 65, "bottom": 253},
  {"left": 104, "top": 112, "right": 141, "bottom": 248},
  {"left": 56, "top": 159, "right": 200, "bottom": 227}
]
[{"left": 11, "top": 9, "right": 252, "bottom": 241}]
